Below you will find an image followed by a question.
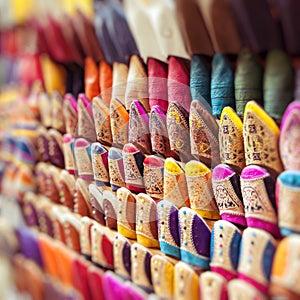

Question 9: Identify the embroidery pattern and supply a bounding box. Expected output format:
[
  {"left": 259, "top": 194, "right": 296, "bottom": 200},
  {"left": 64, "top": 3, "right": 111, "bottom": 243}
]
[
  {"left": 144, "top": 165, "right": 164, "bottom": 199},
  {"left": 219, "top": 112, "right": 245, "bottom": 170},
  {"left": 108, "top": 158, "right": 126, "bottom": 188},
  {"left": 244, "top": 111, "right": 282, "bottom": 174}
]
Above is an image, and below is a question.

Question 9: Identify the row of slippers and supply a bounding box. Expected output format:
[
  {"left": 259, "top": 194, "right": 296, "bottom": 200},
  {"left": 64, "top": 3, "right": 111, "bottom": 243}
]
[
  {"left": 20, "top": 94, "right": 300, "bottom": 178},
  {"left": 18, "top": 194, "right": 300, "bottom": 299},
  {"left": 33, "top": 134, "right": 300, "bottom": 240}
]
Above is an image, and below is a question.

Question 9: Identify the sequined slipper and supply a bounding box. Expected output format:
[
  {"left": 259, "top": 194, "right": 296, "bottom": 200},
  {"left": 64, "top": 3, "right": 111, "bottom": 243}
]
[
  {"left": 237, "top": 227, "right": 276, "bottom": 294},
  {"left": 179, "top": 207, "right": 211, "bottom": 269},
  {"left": 200, "top": 271, "right": 228, "bottom": 300},
  {"left": 113, "top": 234, "right": 131, "bottom": 279},
  {"left": 151, "top": 255, "right": 174, "bottom": 299},
  {"left": 210, "top": 220, "right": 241, "bottom": 280}
]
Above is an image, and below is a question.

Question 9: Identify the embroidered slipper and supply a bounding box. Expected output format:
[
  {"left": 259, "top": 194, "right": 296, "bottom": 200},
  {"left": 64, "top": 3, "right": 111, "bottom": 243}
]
[
  {"left": 112, "top": 62, "right": 128, "bottom": 105},
  {"left": 74, "top": 138, "right": 93, "bottom": 181},
  {"left": 211, "top": 53, "right": 235, "bottom": 116},
  {"left": 51, "top": 91, "right": 66, "bottom": 133},
  {"left": 130, "top": 243, "right": 153, "bottom": 291},
  {"left": 22, "top": 192, "right": 39, "bottom": 228},
  {"left": 179, "top": 207, "right": 211, "bottom": 269},
  {"left": 38, "top": 93, "right": 52, "bottom": 128},
  {"left": 149, "top": 105, "right": 178, "bottom": 159},
  {"left": 243, "top": 100, "right": 283, "bottom": 177},
  {"left": 88, "top": 183, "right": 105, "bottom": 225},
  {"left": 237, "top": 227, "right": 276, "bottom": 295},
  {"left": 77, "top": 93, "right": 96, "bottom": 142},
  {"left": 63, "top": 93, "right": 78, "bottom": 137},
  {"left": 210, "top": 220, "right": 242, "bottom": 281},
  {"left": 151, "top": 255, "right": 174, "bottom": 299},
  {"left": 174, "top": 261, "right": 199, "bottom": 300},
  {"left": 148, "top": 57, "right": 168, "bottom": 112},
  {"left": 35, "top": 162, "right": 48, "bottom": 195},
  {"left": 212, "top": 164, "right": 246, "bottom": 227},
  {"left": 190, "top": 100, "right": 220, "bottom": 167},
  {"left": 80, "top": 216, "right": 96, "bottom": 260},
  {"left": 99, "top": 60, "right": 112, "bottom": 108},
  {"left": 190, "top": 54, "right": 211, "bottom": 109},
  {"left": 62, "top": 134, "right": 76, "bottom": 175},
  {"left": 102, "top": 190, "right": 119, "bottom": 230},
  {"left": 92, "top": 96, "right": 113, "bottom": 146},
  {"left": 241, "top": 165, "right": 280, "bottom": 238},
  {"left": 113, "top": 234, "right": 132, "bottom": 280},
  {"left": 219, "top": 107, "right": 245, "bottom": 172},
  {"left": 167, "top": 101, "right": 193, "bottom": 162},
  {"left": 164, "top": 157, "right": 189, "bottom": 208},
  {"left": 44, "top": 165, "right": 61, "bottom": 204},
  {"left": 84, "top": 57, "right": 100, "bottom": 101},
  {"left": 157, "top": 200, "right": 181, "bottom": 259},
  {"left": 185, "top": 160, "right": 219, "bottom": 219},
  {"left": 108, "top": 147, "right": 126, "bottom": 191},
  {"left": 36, "top": 126, "right": 50, "bottom": 162},
  {"left": 276, "top": 171, "right": 300, "bottom": 236},
  {"left": 128, "top": 100, "right": 152, "bottom": 154},
  {"left": 228, "top": 279, "right": 267, "bottom": 300},
  {"left": 74, "top": 178, "right": 93, "bottom": 217},
  {"left": 63, "top": 212, "right": 82, "bottom": 252},
  {"left": 234, "top": 49, "right": 263, "bottom": 116},
  {"left": 91, "top": 142, "right": 110, "bottom": 187},
  {"left": 110, "top": 98, "right": 129, "bottom": 147},
  {"left": 143, "top": 155, "right": 164, "bottom": 200},
  {"left": 125, "top": 55, "right": 150, "bottom": 112},
  {"left": 91, "top": 222, "right": 115, "bottom": 270},
  {"left": 264, "top": 49, "right": 294, "bottom": 120},
  {"left": 136, "top": 193, "right": 159, "bottom": 248},
  {"left": 123, "top": 143, "right": 145, "bottom": 193},
  {"left": 200, "top": 271, "right": 228, "bottom": 300},
  {"left": 51, "top": 205, "right": 69, "bottom": 244},
  {"left": 280, "top": 101, "right": 300, "bottom": 170},
  {"left": 270, "top": 235, "right": 300, "bottom": 299},
  {"left": 117, "top": 187, "right": 137, "bottom": 239},
  {"left": 168, "top": 56, "right": 191, "bottom": 113},
  {"left": 48, "top": 129, "right": 65, "bottom": 169}
]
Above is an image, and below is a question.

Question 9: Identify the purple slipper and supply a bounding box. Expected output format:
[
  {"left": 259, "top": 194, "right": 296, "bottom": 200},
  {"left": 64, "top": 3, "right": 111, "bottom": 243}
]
[
  {"left": 280, "top": 101, "right": 300, "bottom": 170},
  {"left": 241, "top": 165, "right": 280, "bottom": 238},
  {"left": 212, "top": 164, "right": 246, "bottom": 227}
]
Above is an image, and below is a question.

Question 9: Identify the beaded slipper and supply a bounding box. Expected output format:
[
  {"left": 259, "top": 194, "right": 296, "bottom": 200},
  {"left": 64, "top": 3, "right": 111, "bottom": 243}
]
[
  {"left": 157, "top": 200, "right": 181, "bottom": 259},
  {"left": 136, "top": 193, "right": 159, "bottom": 248},
  {"left": 200, "top": 271, "right": 228, "bottom": 300},
  {"left": 210, "top": 220, "right": 242, "bottom": 280},
  {"left": 117, "top": 187, "right": 137, "bottom": 239}
]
